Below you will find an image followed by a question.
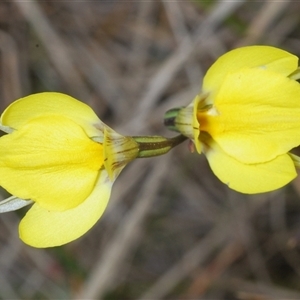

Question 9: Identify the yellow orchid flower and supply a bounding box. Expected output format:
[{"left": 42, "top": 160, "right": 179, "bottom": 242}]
[
  {"left": 0, "top": 92, "right": 139, "bottom": 248},
  {"left": 164, "top": 45, "right": 300, "bottom": 194}
]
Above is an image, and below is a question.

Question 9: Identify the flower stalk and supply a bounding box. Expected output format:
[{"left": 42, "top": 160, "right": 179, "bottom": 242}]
[{"left": 133, "top": 134, "right": 187, "bottom": 158}]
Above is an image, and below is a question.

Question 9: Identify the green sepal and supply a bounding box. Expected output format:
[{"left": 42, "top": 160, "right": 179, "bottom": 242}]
[{"left": 164, "top": 107, "right": 183, "bottom": 132}]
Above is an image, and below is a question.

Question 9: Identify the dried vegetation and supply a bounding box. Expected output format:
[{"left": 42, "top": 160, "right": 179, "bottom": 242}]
[{"left": 1, "top": 1, "right": 300, "bottom": 299}]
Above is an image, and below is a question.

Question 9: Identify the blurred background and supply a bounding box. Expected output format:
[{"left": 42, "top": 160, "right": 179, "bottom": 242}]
[{"left": 1, "top": 1, "right": 300, "bottom": 299}]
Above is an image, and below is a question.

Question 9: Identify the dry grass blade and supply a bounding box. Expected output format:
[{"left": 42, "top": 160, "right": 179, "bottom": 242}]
[
  {"left": 138, "top": 213, "right": 235, "bottom": 300},
  {"left": 13, "top": 1, "right": 90, "bottom": 99},
  {"left": 238, "top": 1, "right": 292, "bottom": 46}
]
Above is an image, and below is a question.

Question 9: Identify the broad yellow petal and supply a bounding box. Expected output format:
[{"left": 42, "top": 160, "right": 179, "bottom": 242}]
[
  {"left": 0, "top": 116, "right": 103, "bottom": 211},
  {"left": 203, "top": 46, "right": 298, "bottom": 100},
  {"left": 19, "top": 170, "right": 112, "bottom": 248},
  {"left": 1, "top": 92, "right": 103, "bottom": 137},
  {"left": 204, "top": 139, "right": 296, "bottom": 194},
  {"left": 199, "top": 68, "right": 300, "bottom": 164}
]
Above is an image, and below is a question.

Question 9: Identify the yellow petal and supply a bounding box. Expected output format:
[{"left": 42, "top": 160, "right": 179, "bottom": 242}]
[
  {"left": 200, "top": 68, "right": 300, "bottom": 164},
  {"left": 19, "top": 170, "right": 112, "bottom": 248},
  {"left": 204, "top": 139, "right": 296, "bottom": 194},
  {"left": 0, "top": 116, "right": 103, "bottom": 211},
  {"left": 203, "top": 46, "right": 298, "bottom": 100},
  {"left": 1, "top": 92, "right": 103, "bottom": 137}
]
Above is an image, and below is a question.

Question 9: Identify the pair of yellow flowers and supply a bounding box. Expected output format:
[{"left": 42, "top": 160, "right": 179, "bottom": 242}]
[{"left": 1, "top": 45, "right": 300, "bottom": 248}]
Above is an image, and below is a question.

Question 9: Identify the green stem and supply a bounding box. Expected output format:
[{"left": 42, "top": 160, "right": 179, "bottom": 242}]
[{"left": 133, "top": 134, "right": 187, "bottom": 158}]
